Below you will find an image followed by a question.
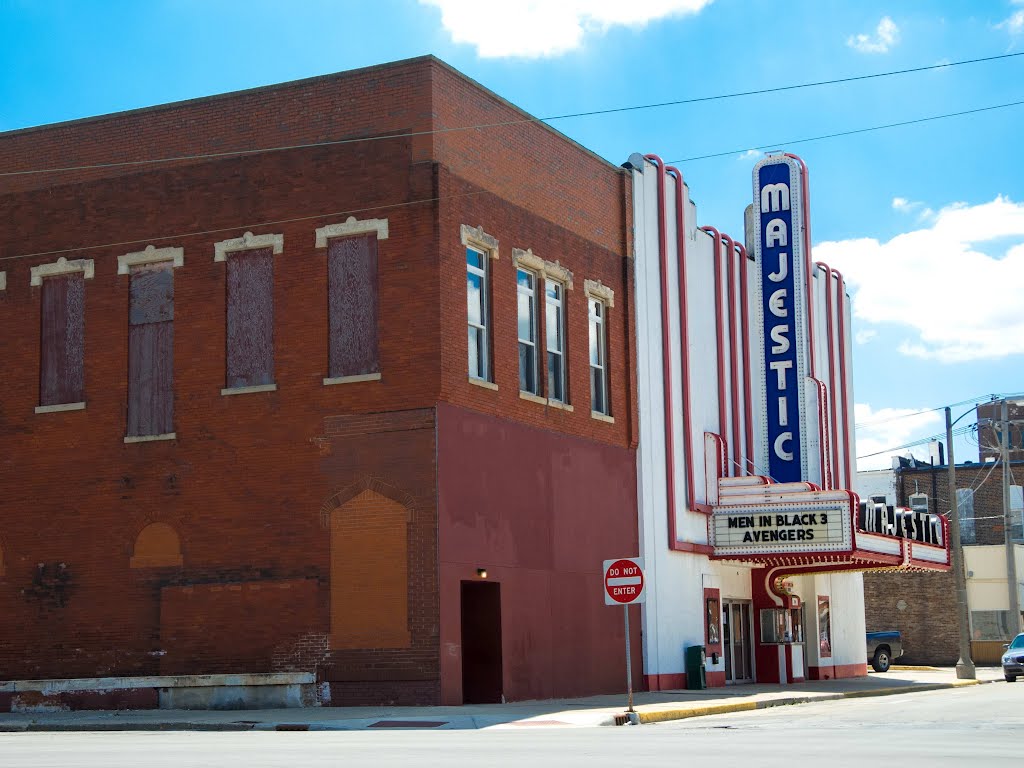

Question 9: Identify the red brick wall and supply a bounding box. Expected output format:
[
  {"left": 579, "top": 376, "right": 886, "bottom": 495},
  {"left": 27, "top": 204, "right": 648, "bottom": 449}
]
[
  {"left": 0, "top": 57, "right": 635, "bottom": 704},
  {"left": 0, "top": 122, "right": 441, "bottom": 683},
  {"left": 160, "top": 578, "right": 321, "bottom": 675}
]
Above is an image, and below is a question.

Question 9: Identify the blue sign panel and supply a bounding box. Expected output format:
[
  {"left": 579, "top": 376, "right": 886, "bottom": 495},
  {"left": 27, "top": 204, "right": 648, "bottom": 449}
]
[{"left": 758, "top": 160, "right": 802, "bottom": 482}]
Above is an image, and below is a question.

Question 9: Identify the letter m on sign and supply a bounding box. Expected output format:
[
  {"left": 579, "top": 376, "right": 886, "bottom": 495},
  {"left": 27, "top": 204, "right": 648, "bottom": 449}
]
[{"left": 761, "top": 183, "right": 790, "bottom": 213}]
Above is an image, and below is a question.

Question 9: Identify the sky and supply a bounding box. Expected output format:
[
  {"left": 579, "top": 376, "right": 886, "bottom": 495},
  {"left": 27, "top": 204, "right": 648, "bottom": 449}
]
[{"left": 1, "top": 0, "right": 1022, "bottom": 471}]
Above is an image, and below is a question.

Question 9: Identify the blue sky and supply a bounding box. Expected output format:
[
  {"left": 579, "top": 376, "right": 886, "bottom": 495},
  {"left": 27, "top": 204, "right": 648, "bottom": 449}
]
[{"left": 2, "top": 0, "right": 1022, "bottom": 470}]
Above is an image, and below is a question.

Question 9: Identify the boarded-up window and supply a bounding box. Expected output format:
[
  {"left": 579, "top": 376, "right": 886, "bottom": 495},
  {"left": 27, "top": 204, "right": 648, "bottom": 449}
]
[
  {"left": 226, "top": 248, "right": 274, "bottom": 388},
  {"left": 328, "top": 235, "right": 379, "bottom": 378},
  {"left": 39, "top": 273, "right": 85, "bottom": 406},
  {"left": 330, "top": 490, "right": 409, "bottom": 649},
  {"left": 128, "top": 262, "right": 174, "bottom": 437}
]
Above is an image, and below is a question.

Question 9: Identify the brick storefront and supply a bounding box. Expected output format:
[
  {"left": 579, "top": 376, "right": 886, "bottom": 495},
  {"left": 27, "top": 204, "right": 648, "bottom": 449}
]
[{"left": 0, "top": 57, "right": 638, "bottom": 705}]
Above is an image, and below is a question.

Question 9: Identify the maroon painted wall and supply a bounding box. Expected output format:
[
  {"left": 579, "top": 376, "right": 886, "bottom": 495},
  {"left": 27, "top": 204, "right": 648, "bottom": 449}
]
[{"left": 437, "top": 402, "right": 640, "bottom": 704}]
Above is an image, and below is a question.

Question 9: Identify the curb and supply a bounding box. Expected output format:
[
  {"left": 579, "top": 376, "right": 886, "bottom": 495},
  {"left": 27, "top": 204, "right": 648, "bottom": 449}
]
[{"left": 632, "top": 678, "right": 996, "bottom": 726}]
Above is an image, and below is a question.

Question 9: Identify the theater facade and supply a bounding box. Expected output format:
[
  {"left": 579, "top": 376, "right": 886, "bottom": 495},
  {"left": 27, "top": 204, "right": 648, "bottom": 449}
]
[{"left": 628, "top": 153, "right": 950, "bottom": 687}]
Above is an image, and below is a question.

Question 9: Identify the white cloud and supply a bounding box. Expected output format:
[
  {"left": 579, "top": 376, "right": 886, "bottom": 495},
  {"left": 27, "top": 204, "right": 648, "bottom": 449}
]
[
  {"left": 854, "top": 403, "right": 943, "bottom": 471},
  {"left": 855, "top": 329, "right": 877, "bottom": 344},
  {"left": 997, "top": 10, "right": 1024, "bottom": 36},
  {"left": 815, "top": 195, "right": 1024, "bottom": 363},
  {"left": 891, "top": 197, "right": 934, "bottom": 221},
  {"left": 420, "top": 0, "right": 714, "bottom": 58},
  {"left": 847, "top": 16, "right": 900, "bottom": 54},
  {"left": 738, "top": 149, "right": 761, "bottom": 161}
]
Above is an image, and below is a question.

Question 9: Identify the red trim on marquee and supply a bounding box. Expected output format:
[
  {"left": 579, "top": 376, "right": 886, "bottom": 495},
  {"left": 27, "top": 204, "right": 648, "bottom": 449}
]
[
  {"left": 643, "top": 157, "right": 713, "bottom": 552},
  {"left": 722, "top": 233, "right": 743, "bottom": 477},
  {"left": 831, "top": 268, "right": 853, "bottom": 489},
  {"left": 737, "top": 243, "right": 755, "bottom": 475},
  {"left": 701, "top": 225, "right": 730, "bottom": 477},
  {"left": 816, "top": 263, "right": 842, "bottom": 489}
]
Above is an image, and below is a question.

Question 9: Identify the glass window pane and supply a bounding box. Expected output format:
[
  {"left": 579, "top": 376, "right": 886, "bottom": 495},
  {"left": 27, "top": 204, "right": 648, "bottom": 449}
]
[
  {"left": 517, "top": 269, "right": 533, "bottom": 290},
  {"left": 591, "top": 368, "right": 606, "bottom": 414},
  {"left": 548, "top": 351, "right": 563, "bottom": 401},
  {"left": 546, "top": 301, "right": 560, "bottom": 352},
  {"left": 519, "top": 343, "right": 537, "bottom": 394},
  {"left": 466, "top": 248, "right": 483, "bottom": 269},
  {"left": 589, "top": 316, "right": 601, "bottom": 367},
  {"left": 468, "top": 327, "right": 481, "bottom": 378},
  {"left": 518, "top": 290, "right": 534, "bottom": 343},
  {"left": 467, "top": 272, "right": 483, "bottom": 326},
  {"left": 546, "top": 281, "right": 559, "bottom": 301}
]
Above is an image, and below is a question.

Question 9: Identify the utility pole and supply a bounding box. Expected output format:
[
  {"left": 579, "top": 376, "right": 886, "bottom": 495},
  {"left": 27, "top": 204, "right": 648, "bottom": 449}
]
[
  {"left": 1002, "top": 400, "right": 1022, "bottom": 635},
  {"left": 946, "top": 406, "right": 975, "bottom": 679}
]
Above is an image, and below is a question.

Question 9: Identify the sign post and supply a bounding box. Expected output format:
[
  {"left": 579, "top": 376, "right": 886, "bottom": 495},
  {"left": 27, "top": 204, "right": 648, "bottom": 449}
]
[{"left": 604, "top": 557, "right": 646, "bottom": 714}]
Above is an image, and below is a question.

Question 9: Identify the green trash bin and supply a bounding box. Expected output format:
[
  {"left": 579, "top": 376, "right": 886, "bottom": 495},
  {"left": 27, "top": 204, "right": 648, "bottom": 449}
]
[{"left": 686, "top": 645, "right": 707, "bottom": 690}]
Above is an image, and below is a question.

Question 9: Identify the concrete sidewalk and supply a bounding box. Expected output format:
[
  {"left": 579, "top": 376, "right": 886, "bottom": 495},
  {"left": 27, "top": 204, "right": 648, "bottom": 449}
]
[{"left": 0, "top": 667, "right": 1004, "bottom": 732}]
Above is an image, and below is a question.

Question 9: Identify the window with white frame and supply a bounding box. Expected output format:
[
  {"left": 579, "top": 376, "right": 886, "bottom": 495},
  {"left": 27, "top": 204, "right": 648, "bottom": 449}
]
[
  {"left": 545, "top": 278, "right": 566, "bottom": 402},
  {"left": 517, "top": 267, "right": 540, "bottom": 395},
  {"left": 467, "top": 246, "right": 490, "bottom": 381},
  {"left": 589, "top": 296, "right": 609, "bottom": 415}
]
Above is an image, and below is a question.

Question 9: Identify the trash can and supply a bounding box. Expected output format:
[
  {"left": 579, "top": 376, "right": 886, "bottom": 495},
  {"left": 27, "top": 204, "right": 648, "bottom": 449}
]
[{"left": 686, "top": 645, "right": 707, "bottom": 690}]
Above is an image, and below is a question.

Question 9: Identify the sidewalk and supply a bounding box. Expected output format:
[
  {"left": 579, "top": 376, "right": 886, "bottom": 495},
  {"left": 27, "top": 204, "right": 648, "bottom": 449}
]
[{"left": 0, "top": 667, "right": 1004, "bottom": 732}]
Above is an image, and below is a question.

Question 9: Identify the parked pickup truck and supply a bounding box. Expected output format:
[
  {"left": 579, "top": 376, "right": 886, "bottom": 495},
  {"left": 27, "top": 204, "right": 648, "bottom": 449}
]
[{"left": 867, "top": 631, "right": 904, "bottom": 672}]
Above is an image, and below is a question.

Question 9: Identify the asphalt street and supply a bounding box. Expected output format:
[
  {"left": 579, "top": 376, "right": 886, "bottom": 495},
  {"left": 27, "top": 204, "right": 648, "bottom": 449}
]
[{"left": 1, "top": 682, "right": 1020, "bottom": 768}]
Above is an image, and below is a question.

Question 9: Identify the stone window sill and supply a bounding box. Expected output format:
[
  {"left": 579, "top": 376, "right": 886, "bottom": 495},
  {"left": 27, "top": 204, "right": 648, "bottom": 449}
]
[
  {"left": 323, "top": 373, "right": 382, "bottom": 386},
  {"left": 519, "top": 391, "right": 573, "bottom": 411},
  {"left": 221, "top": 384, "right": 278, "bottom": 396},
  {"left": 468, "top": 376, "right": 498, "bottom": 391},
  {"left": 591, "top": 411, "right": 615, "bottom": 423},
  {"left": 35, "top": 401, "right": 86, "bottom": 414},
  {"left": 124, "top": 433, "right": 177, "bottom": 444}
]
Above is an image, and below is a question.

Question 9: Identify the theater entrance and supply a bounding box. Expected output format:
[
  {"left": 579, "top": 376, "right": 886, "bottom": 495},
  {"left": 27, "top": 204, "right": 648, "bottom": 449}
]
[{"left": 722, "top": 599, "right": 754, "bottom": 684}]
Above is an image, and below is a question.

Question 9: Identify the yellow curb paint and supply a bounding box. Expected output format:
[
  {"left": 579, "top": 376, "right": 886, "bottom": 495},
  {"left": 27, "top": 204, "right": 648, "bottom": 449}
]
[
  {"left": 890, "top": 665, "right": 941, "bottom": 672},
  {"left": 637, "top": 701, "right": 758, "bottom": 724}
]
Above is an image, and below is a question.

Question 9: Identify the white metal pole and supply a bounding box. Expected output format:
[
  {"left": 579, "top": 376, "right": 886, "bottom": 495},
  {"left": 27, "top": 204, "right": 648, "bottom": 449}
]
[{"left": 624, "top": 605, "right": 634, "bottom": 712}]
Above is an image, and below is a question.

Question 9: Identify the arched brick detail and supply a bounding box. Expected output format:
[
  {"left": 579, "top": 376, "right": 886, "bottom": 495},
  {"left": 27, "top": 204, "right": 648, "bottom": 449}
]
[
  {"left": 329, "top": 489, "right": 410, "bottom": 650},
  {"left": 130, "top": 522, "right": 183, "bottom": 568},
  {"left": 318, "top": 475, "right": 417, "bottom": 529}
]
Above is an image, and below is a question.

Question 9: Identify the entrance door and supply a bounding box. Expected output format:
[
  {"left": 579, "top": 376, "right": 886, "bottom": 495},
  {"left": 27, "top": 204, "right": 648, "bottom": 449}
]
[
  {"left": 461, "top": 581, "right": 503, "bottom": 704},
  {"left": 722, "top": 600, "right": 754, "bottom": 684}
]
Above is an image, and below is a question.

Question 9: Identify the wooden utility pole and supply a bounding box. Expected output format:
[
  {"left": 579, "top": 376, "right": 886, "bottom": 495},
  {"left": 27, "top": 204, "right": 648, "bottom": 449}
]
[{"left": 946, "top": 407, "right": 975, "bottom": 679}]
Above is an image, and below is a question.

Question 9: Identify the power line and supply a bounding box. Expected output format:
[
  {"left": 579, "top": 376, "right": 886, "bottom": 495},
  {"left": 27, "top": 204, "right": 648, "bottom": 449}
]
[
  {"left": 1, "top": 91, "right": 1021, "bottom": 268},
  {"left": 0, "top": 190, "right": 489, "bottom": 263},
  {"left": 2, "top": 50, "right": 1022, "bottom": 178},
  {"left": 856, "top": 424, "right": 975, "bottom": 461},
  {"left": 855, "top": 393, "right": 1009, "bottom": 429},
  {"left": 669, "top": 99, "right": 1024, "bottom": 164}
]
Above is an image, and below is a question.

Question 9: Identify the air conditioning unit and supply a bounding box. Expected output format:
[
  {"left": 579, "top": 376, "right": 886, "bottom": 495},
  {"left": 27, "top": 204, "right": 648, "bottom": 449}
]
[{"left": 908, "top": 493, "right": 929, "bottom": 513}]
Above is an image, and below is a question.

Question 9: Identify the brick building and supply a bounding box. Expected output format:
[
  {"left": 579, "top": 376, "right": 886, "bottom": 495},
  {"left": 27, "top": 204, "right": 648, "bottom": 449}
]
[
  {"left": 863, "top": 459, "right": 1024, "bottom": 664},
  {"left": 0, "top": 56, "right": 641, "bottom": 708}
]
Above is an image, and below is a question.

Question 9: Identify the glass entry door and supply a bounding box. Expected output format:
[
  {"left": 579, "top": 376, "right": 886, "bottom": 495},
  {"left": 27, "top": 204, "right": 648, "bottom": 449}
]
[{"left": 722, "top": 599, "right": 754, "bottom": 684}]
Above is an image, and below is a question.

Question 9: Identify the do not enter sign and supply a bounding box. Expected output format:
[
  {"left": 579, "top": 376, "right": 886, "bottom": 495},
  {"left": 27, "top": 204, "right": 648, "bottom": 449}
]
[{"left": 603, "top": 557, "right": 646, "bottom": 606}]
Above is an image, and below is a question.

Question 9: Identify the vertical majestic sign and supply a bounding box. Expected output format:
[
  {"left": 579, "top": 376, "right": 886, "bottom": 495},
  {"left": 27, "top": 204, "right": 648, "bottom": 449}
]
[{"left": 755, "top": 157, "right": 805, "bottom": 483}]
